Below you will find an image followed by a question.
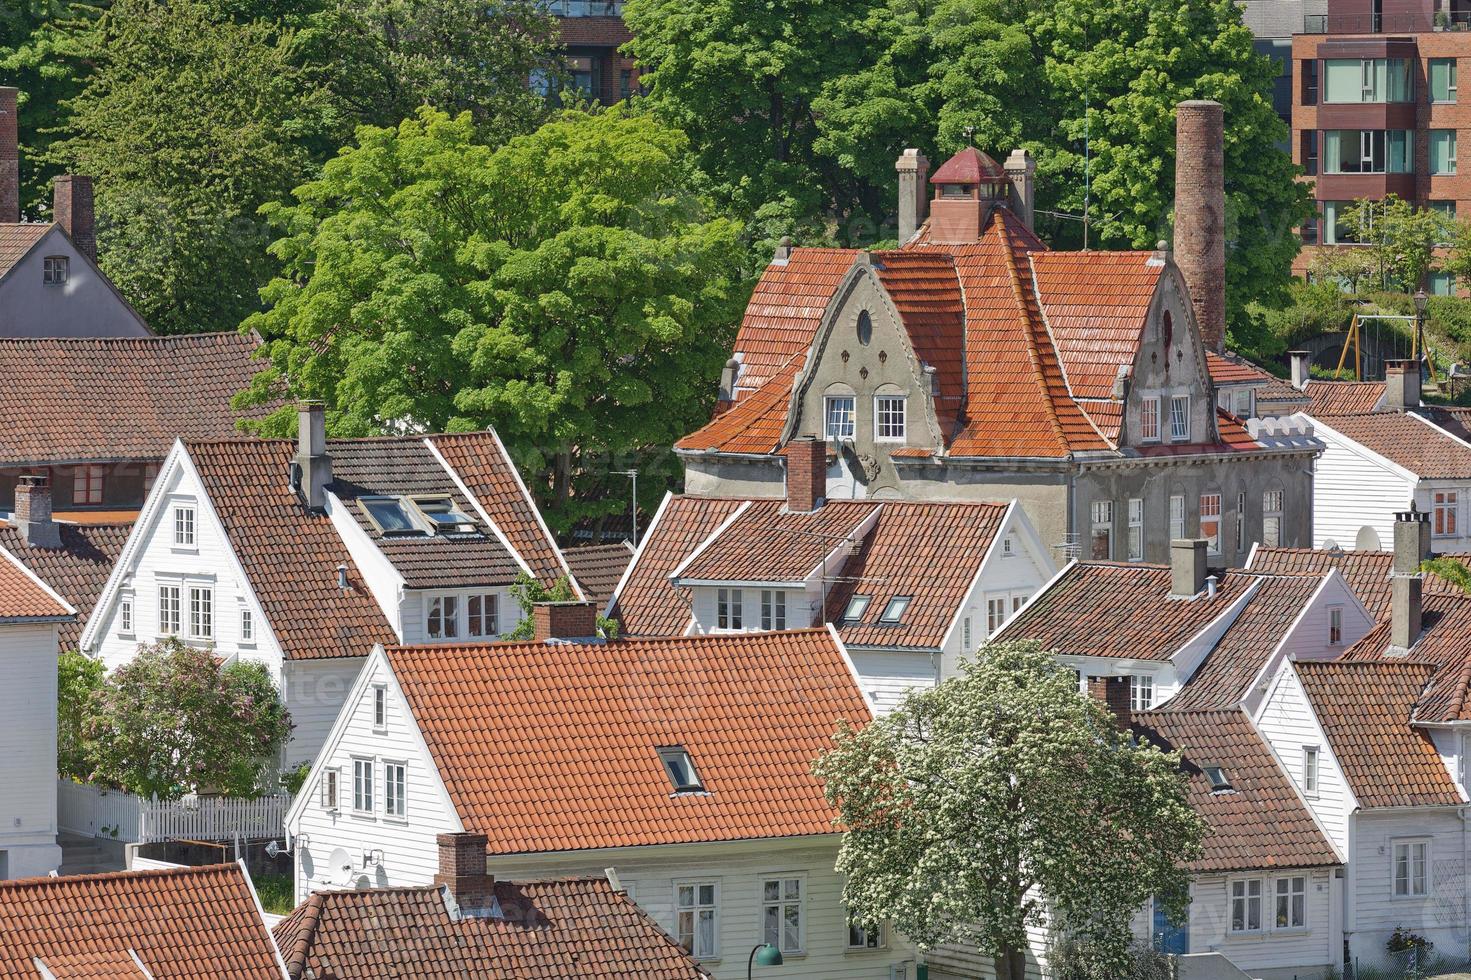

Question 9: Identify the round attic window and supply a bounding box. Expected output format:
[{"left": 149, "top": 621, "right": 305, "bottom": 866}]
[{"left": 857, "top": 309, "right": 873, "bottom": 346}]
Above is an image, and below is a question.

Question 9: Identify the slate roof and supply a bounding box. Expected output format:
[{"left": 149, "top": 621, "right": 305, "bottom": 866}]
[
  {"left": 274, "top": 878, "right": 711, "bottom": 979},
  {"left": 1132, "top": 710, "right": 1340, "bottom": 872},
  {"left": 562, "top": 543, "right": 634, "bottom": 607},
  {"left": 1305, "top": 380, "right": 1385, "bottom": 416},
  {"left": 382, "top": 629, "right": 870, "bottom": 855},
  {"left": 1343, "top": 592, "right": 1471, "bottom": 723},
  {"left": 0, "top": 863, "right": 286, "bottom": 979},
  {"left": 0, "top": 333, "right": 271, "bottom": 464},
  {"left": 0, "top": 223, "right": 52, "bottom": 278},
  {"left": 1247, "top": 546, "right": 1471, "bottom": 618},
  {"left": 1294, "top": 660, "right": 1462, "bottom": 808},
  {"left": 0, "top": 521, "right": 130, "bottom": 649},
  {"left": 1317, "top": 411, "right": 1471, "bottom": 478},
  {"left": 608, "top": 495, "right": 746, "bottom": 634},
  {"left": 999, "top": 562, "right": 1251, "bottom": 663},
  {"left": 0, "top": 545, "right": 72, "bottom": 622}
]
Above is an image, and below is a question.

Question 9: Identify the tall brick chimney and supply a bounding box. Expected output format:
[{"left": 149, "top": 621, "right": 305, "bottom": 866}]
[
  {"left": 0, "top": 87, "right": 18, "bottom": 224},
  {"left": 434, "top": 832, "right": 496, "bottom": 918},
  {"left": 896, "top": 148, "right": 930, "bottom": 243},
  {"left": 53, "top": 175, "right": 95, "bottom": 262},
  {"left": 1174, "top": 101, "right": 1226, "bottom": 354},
  {"left": 785, "top": 436, "right": 827, "bottom": 513},
  {"left": 14, "top": 475, "right": 60, "bottom": 550},
  {"left": 1390, "top": 508, "right": 1431, "bottom": 651},
  {"left": 1086, "top": 675, "right": 1132, "bottom": 729},
  {"left": 533, "top": 600, "right": 599, "bottom": 642}
]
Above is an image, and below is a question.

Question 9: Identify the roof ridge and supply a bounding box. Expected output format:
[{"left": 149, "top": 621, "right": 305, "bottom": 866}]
[
  {"left": 278, "top": 891, "right": 324, "bottom": 980},
  {"left": 995, "top": 219, "right": 1073, "bottom": 454},
  {"left": 0, "top": 861, "right": 240, "bottom": 889},
  {"left": 385, "top": 626, "right": 837, "bottom": 656}
]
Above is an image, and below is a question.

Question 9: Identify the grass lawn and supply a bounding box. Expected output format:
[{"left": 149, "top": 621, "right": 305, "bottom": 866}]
[{"left": 252, "top": 871, "right": 295, "bottom": 915}]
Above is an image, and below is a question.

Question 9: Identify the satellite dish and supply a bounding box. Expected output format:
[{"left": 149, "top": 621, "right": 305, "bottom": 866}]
[
  {"left": 327, "top": 847, "right": 354, "bottom": 887},
  {"left": 265, "top": 840, "right": 285, "bottom": 859}
]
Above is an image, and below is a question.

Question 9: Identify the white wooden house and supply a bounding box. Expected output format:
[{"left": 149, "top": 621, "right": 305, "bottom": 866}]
[
  {"left": 80, "top": 405, "right": 581, "bottom": 766},
  {"left": 285, "top": 621, "right": 923, "bottom": 980}
]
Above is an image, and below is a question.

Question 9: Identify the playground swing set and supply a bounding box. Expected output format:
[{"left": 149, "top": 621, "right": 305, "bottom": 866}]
[{"left": 1332, "top": 312, "right": 1439, "bottom": 382}]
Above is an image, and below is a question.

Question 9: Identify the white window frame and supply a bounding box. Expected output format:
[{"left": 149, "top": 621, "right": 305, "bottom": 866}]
[
  {"left": 1303, "top": 745, "right": 1320, "bottom": 798},
  {"left": 426, "top": 593, "right": 461, "bottom": 640},
  {"left": 962, "top": 616, "right": 972, "bottom": 651},
  {"left": 761, "top": 589, "right": 786, "bottom": 631},
  {"left": 382, "top": 760, "right": 407, "bottom": 820},
  {"left": 1170, "top": 395, "right": 1191, "bottom": 443},
  {"left": 1274, "top": 876, "right": 1307, "bottom": 930},
  {"left": 467, "top": 593, "right": 499, "bottom": 638},
  {"left": 118, "top": 594, "right": 134, "bottom": 637},
  {"left": 351, "top": 757, "right": 374, "bottom": 815},
  {"left": 1393, "top": 838, "right": 1430, "bottom": 898},
  {"left": 824, "top": 395, "right": 856, "bottom": 440},
  {"left": 1090, "top": 500, "right": 1113, "bottom": 560},
  {"left": 239, "top": 604, "right": 254, "bottom": 645},
  {"left": 1140, "top": 396, "right": 1162, "bottom": 443},
  {"left": 1229, "top": 877, "right": 1265, "bottom": 934},
  {"left": 1200, "top": 493, "right": 1222, "bottom": 555},
  {"left": 43, "top": 254, "right": 69, "bottom": 285},
  {"left": 717, "top": 588, "right": 743, "bottom": 631},
  {"left": 1434, "top": 490, "right": 1459, "bottom": 538},
  {"left": 187, "top": 585, "right": 213, "bottom": 640},
  {"left": 73, "top": 464, "right": 104, "bottom": 506},
  {"left": 874, "top": 395, "right": 907, "bottom": 442},
  {"left": 372, "top": 684, "right": 388, "bottom": 732},
  {"left": 1328, "top": 606, "right": 1344, "bottom": 646},
  {"left": 1130, "top": 674, "right": 1155, "bottom": 712},
  {"left": 1127, "top": 497, "right": 1144, "bottom": 562},
  {"left": 1236, "top": 491, "right": 1247, "bottom": 553},
  {"left": 172, "top": 504, "right": 197, "bottom": 549},
  {"left": 158, "top": 584, "right": 181, "bottom": 636},
  {"left": 1169, "top": 494, "right": 1186, "bottom": 541},
  {"left": 1461, "top": 732, "right": 1471, "bottom": 789},
  {"left": 761, "top": 875, "right": 805, "bottom": 954},
  {"left": 1263, "top": 490, "right": 1283, "bottom": 547},
  {"left": 320, "top": 768, "right": 340, "bottom": 811},
  {"left": 847, "top": 918, "right": 886, "bottom": 950},
  {"left": 674, "top": 881, "right": 720, "bottom": 959}
]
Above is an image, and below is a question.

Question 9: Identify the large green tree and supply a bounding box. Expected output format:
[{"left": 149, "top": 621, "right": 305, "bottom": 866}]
[
  {"left": 242, "top": 106, "right": 746, "bottom": 532},
  {"left": 813, "top": 642, "right": 1204, "bottom": 980}
]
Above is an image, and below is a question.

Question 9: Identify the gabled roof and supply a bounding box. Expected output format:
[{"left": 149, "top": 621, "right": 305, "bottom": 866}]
[
  {"left": 1343, "top": 592, "right": 1471, "bottom": 723},
  {"left": 608, "top": 495, "right": 746, "bottom": 634},
  {"left": 1206, "top": 351, "right": 1276, "bottom": 388},
  {"left": 382, "top": 629, "right": 870, "bottom": 854},
  {"left": 0, "top": 863, "right": 287, "bottom": 979},
  {"left": 733, "top": 247, "right": 856, "bottom": 395},
  {"left": 1305, "top": 380, "right": 1385, "bottom": 416},
  {"left": 0, "top": 521, "right": 130, "bottom": 649},
  {"left": 562, "top": 543, "right": 634, "bottom": 607},
  {"left": 1247, "top": 546, "right": 1471, "bottom": 618},
  {"left": 674, "top": 499, "right": 876, "bottom": 583},
  {"left": 274, "top": 877, "right": 712, "bottom": 979},
  {"left": 677, "top": 354, "right": 802, "bottom": 455},
  {"left": 0, "top": 544, "right": 73, "bottom": 623},
  {"left": 1132, "top": 710, "right": 1339, "bottom": 872},
  {"left": 0, "top": 333, "right": 272, "bottom": 464},
  {"left": 0, "top": 223, "right": 52, "bottom": 278},
  {"left": 1294, "top": 660, "right": 1462, "bottom": 808},
  {"left": 1317, "top": 411, "right": 1471, "bottom": 478}
]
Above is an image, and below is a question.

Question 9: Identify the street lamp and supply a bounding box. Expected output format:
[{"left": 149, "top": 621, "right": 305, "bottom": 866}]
[
  {"left": 1414, "top": 287, "right": 1429, "bottom": 383},
  {"left": 747, "top": 943, "right": 783, "bottom": 978}
]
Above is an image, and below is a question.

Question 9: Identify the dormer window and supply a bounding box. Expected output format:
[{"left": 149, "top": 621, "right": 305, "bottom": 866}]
[
  {"left": 1203, "top": 766, "right": 1233, "bottom": 792},
  {"left": 657, "top": 746, "right": 705, "bottom": 793},
  {"left": 43, "top": 255, "right": 68, "bottom": 285},
  {"left": 411, "top": 496, "right": 477, "bottom": 534},
  {"left": 842, "top": 595, "right": 871, "bottom": 623},
  {"left": 360, "top": 496, "right": 419, "bottom": 535},
  {"left": 879, "top": 595, "right": 912, "bottom": 624}
]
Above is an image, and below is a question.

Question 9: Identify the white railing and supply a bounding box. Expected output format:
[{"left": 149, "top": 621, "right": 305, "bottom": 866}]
[{"left": 57, "top": 780, "right": 290, "bottom": 844}]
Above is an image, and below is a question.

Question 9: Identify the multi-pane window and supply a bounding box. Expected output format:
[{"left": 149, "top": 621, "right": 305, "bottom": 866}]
[
  {"left": 188, "top": 586, "right": 213, "bottom": 640},
  {"left": 1431, "top": 58, "right": 1458, "bottom": 103},
  {"left": 1323, "top": 129, "right": 1414, "bottom": 173},
  {"left": 875, "top": 396, "right": 906, "bottom": 441},
  {"left": 73, "top": 465, "right": 104, "bottom": 505},
  {"left": 676, "top": 883, "right": 718, "bottom": 958},
  {"left": 1393, "top": 840, "right": 1429, "bottom": 897},
  {"left": 717, "top": 588, "right": 743, "bottom": 630},
  {"left": 1322, "top": 58, "right": 1412, "bottom": 103},
  {"left": 1130, "top": 674, "right": 1154, "bottom": 712},
  {"left": 1435, "top": 491, "right": 1459, "bottom": 537},
  {"left": 1169, "top": 495, "right": 1186, "bottom": 541},
  {"left": 1236, "top": 492, "right": 1247, "bottom": 553},
  {"left": 383, "top": 762, "right": 406, "bottom": 818},
  {"left": 427, "top": 595, "right": 460, "bottom": 639},
  {"left": 825, "top": 396, "right": 856, "bottom": 440},
  {"left": 119, "top": 597, "right": 133, "bottom": 635},
  {"left": 1127, "top": 498, "right": 1144, "bottom": 562},
  {"left": 158, "top": 585, "right": 181, "bottom": 635},
  {"left": 43, "top": 255, "right": 69, "bottom": 284},
  {"left": 1263, "top": 490, "right": 1283, "bottom": 547},
  {"left": 373, "top": 686, "right": 387, "bottom": 730},
  {"left": 1329, "top": 606, "right": 1344, "bottom": 645},
  {"left": 1200, "top": 494, "right": 1222, "bottom": 554},
  {"left": 1170, "top": 396, "right": 1190, "bottom": 442},
  {"left": 848, "top": 921, "right": 883, "bottom": 949},
  {"left": 1303, "top": 746, "right": 1320, "bottom": 797},
  {"left": 1275, "top": 877, "right": 1306, "bottom": 929},
  {"left": 963, "top": 617, "right": 972, "bottom": 650},
  {"left": 1090, "top": 501, "right": 1113, "bottom": 560},
  {"left": 762, "top": 878, "right": 803, "bottom": 953},
  {"left": 352, "top": 758, "right": 374, "bottom": 813},
  {"left": 1230, "top": 879, "right": 1263, "bottom": 932},
  {"left": 321, "top": 768, "right": 339, "bottom": 809},
  {"left": 467, "top": 594, "right": 499, "bottom": 637},
  {"left": 761, "top": 590, "right": 786, "bottom": 630},
  {"left": 240, "top": 607, "right": 254, "bottom": 643},
  {"left": 1140, "top": 397, "right": 1161, "bottom": 442},
  {"left": 1432, "top": 130, "right": 1458, "bottom": 175},
  {"left": 174, "top": 505, "right": 196, "bottom": 547},
  {"left": 987, "top": 596, "right": 1009, "bottom": 635}
]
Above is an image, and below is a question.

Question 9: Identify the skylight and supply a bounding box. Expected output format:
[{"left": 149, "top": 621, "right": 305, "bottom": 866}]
[
  {"left": 412, "top": 496, "right": 478, "bottom": 534},
  {"left": 842, "top": 595, "right": 871, "bottom": 623},
  {"left": 879, "top": 595, "right": 913, "bottom": 624},
  {"left": 657, "top": 746, "right": 705, "bottom": 794},
  {"left": 359, "top": 496, "right": 421, "bottom": 535},
  {"left": 1202, "top": 765, "right": 1233, "bottom": 792}
]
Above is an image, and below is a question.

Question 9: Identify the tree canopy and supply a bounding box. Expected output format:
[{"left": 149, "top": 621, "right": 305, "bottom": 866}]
[
  {"left": 242, "top": 106, "right": 747, "bottom": 532},
  {"left": 813, "top": 642, "right": 1204, "bottom": 980}
]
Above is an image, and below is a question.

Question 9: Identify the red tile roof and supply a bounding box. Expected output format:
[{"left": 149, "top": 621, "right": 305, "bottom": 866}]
[
  {"left": 609, "top": 495, "right": 746, "bottom": 634},
  {"left": 0, "top": 546, "right": 72, "bottom": 622},
  {"left": 275, "top": 877, "right": 711, "bottom": 979},
  {"left": 0, "top": 334, "right": 272, "bottom": 465},
  {"left": 1206, "top": 351, "right": 1275, "bottom": 387},
  {"left": 1246, "top": 546, "right": 1471, "bottom": 618},
  {"left": 0, "top": 863, "right": 286, "bottom": 979},
  {"left": 1317, "top": 412, "right": 1471, "bottom": 478},
  {"left": 383, "top": 629, "right": 870, "bottom": 854},
  {"left": 676, "top": 355, "right": 800, "bottom": 454},
  {"left": 0, "top": 223, "right": 53, "bottom": 279},
  {"left": 1343, "top": 592, "right": 1471, "bottom": 723},
  {"left": 1132, "top": 710, "right": 1339, "bottom": 872},
  {"left": 0, "top": 521, "right": 129, "bottom": 649},
  {"left": 733, "top": 248, "right": 856, "bottom": 395},
  {"left": 1305, "top": 380, "right": 1385, "bottom": 416},
  {"left": 1031, "top": 251, "right": 1162, "bottom": 400},
  {"left": 1295, "top": 660, "right": 1461, "bottom": 808},
  {"left": 930, "top": 147, "right": 1008, "bottom": 184},
  {"left": 562, "top": 543, "right": 634, "bottom": 607},
  {"left": 873, "top": 250, "right": 967, "bottom": 432},
  {"left": 675, "top": 499, "right": 877, "bottom": 583}
]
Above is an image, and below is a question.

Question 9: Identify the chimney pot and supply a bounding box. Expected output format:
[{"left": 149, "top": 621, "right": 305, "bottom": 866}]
[
  {"left": 433, "top": 832, "right": 495, "bottom": 917},
  {"left": 1391, "top": 508, "right": 1430, "bottom": 649},
  {"left": 1384, "top": 359, "right": 1421, "bottom": 411},
  {"left": 785, "top": 436, "right": 827, "bottom": 513},
  {"left": 1289, "top": 350, "right": 1313, "bottom": 390},
  {"left": 1173, "top": 100, "right": 1226, "bottom": 354},
  {"left": 896, "top": 149, "right": 931, "bottom": 243},
  {"left": 0, "top": 87, "right": 17, "bottom": 224},
  {"left": 52, "top": 175, "right": 95, "bottom": 263},
  {"left": 1170, "top": 538, "right": 1209, "bottom": 597},
  {"left": 294, "top": 402, "right": 332, "bottom": 512},
  {"left": 13, "top": 474, "right": 60, "bottom": 549},
  {"left": 532, "top": 600, "right": 599, "bottom": 642}
]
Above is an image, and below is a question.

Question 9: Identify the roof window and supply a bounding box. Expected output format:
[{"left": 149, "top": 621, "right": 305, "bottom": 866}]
[
  {"left": 359, "top": 496, "right": 421, "bottom": 535},
  {"left": 842, "top": 595, "right": 871, "bottom": 623},
  {"left": 411, "top": 496, "right": 478, "bottom": 534},
  {"left": 657, "top": 746, "right": 705, "bottom": 794},
  {"left": 879, "top": 595, "right": 913, "bottom": 624},
  {"left": 1202, "top": 765, "right": 1233, "bottom": 793}
]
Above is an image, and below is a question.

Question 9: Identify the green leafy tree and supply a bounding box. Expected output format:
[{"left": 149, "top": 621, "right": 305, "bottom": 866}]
[
  {"left": 243, "top": 106, "right": 747, "bottom": 532},
  {"left": 57, "top": 649, "right": 105, "bottom": 783},
  {"left": 813, "top": 642, "right": 1204, "bottom": 980},
  {"left": 82, "top": 638, "right": 293, "bottom": 799},
  {"left": 501, "top": 571, "right": 621, "bottom": 639},
  {"left": 1308, "top": 245, "right": 1378, "bottom": 295},
  {"left": 1342, "top": 195, "right": 1458, "bottom": 294}
]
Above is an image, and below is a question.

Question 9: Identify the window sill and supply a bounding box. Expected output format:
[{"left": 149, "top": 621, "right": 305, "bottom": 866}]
[
  {"left": 846, "top": 947, "right": 890, "bottom": 955},
  {"left": 1226, "top": 930, "right": 1267, "bottom": 940},
  {"left": 170, "top": 546, "right": 200, "bottom": 555}
]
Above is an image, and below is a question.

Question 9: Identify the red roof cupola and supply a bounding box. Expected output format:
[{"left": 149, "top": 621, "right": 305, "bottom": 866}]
[{"left": 929, "top": 146, "right": 1008, "bottom": 186}]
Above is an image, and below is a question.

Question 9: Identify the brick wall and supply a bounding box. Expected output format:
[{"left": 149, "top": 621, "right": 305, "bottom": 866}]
[{"left": 0, "top": 87, "right": 18, "bottom": 224}]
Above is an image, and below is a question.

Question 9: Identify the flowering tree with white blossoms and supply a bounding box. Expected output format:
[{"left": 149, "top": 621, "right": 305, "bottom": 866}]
[{"left": 813, "top": 641, "right": 1204, "bottom": 980}]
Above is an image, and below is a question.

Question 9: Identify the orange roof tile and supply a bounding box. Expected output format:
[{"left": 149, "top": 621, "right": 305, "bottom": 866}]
[
  {"left": 609, "top": 496, "right": 746, "bottom": 635},
  {"left": 1305, "top": 380, "right": 1385, "bottom": 416},
  {"left": 675, "top": 499, "right": 877, "bottom": 583},
  {"left": 0, "top": 863, "right": 286, "bottom": 979},
  {"left": 676, "top": 355, "right": 799, "bottom": 454},
  {"left": 1031, "top": 251, "right": 1162, "bottom": 399},
  {"left": 0, "top": 546, "right": 72, "bottom": 622},
  {"left": 1343, "top": 592, "right": 1471, "bottom": 723},
  {"left": 0, "top": 522, "right": 127, "bottom": 648},
  {"left": 1317, "top": 412, "right": 1471, "bottom": 477},
  {"left": 383, "top": 630, "right": 870, "bottom": 854},
  {"left": 1206, "top": 351, "right": 1277, "bottom": 387},
  {"left": 872, "top": 251, "right": 966, "bottom": 434},
  {"left": 732, "top": 248, "right": 857, "bottom": 395},
  {"left": 561, "top": 543, "right": 634, "bottom": 607}
]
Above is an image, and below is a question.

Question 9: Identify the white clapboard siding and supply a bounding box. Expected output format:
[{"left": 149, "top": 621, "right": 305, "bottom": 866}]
[
  {"left": 1311, "top": 425, "right": 1414, "bottom": 550},
  {"left": 1, "top": 623, "right": 60, "bottom": 849},
  {"left": 848, "top": 648, "right": 937, "bottom": 716},
  {"left": 1183, "top": 869, "right": 1336, "bottom": 973},
  {"left": 1347, "top": 808, "right": 1469, "bottom": 970},
  {"left": 282, "top": 658, "right": 367, "bottom": 769},
  {"left": 1255, "top": 665, "right": 1352, "bottom": 854}
]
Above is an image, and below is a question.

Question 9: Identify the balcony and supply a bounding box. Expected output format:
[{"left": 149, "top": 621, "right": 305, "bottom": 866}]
[
  {"left": 1304, "top": 8, "right": 1471, "bottom": 31},
  {"left": 548, "top": 0, "right": 624, "bottom": 15}
]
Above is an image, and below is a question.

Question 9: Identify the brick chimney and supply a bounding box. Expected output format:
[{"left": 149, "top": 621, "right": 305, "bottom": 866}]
[
  {"left": 1170, "top": 538, "right": 1208, "bottom": 597},
  {"left": 0, "top": 87, "right": 18, "bottom": 224},
  {"left": 1289, "top": 350, "right": 1312, "bottom": 390},
  {"left": 785, "top": 436, "right": 827, "bottom": 513},
  {"left": 1384, "top": 358, "right": 1420, "bottom": 412},
  {"left": 53, "top": 175, "right": 95, "bottom": 263},
  {"left": 1004, "top": 149, "right": 1036, "bottom": 231},
  {"left": 434, "top": 832, "right": 496, "bottom": 918},
  {"left": 1087, "top": 675, "right": 1132, "bottom": 729},
  {"left": 533, "top": 600, "right": 599, "bottom": 642},
  {"left": 1391, "top": 508, "right": 1431, "bottom": 651},
  {"left": 14, "top": 475, "right": 60, "bottom": 549},
  {"left": 896, "top": 148, "right": 930, "bottom": 243},
  {"left": 1174, "top": 101, "right": 1226, "bottom": 354},
  {"left": 292, "top": 402, "right": 332, "bottom": 512}
]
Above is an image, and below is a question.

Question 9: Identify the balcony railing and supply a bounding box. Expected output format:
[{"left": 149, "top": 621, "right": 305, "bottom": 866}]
[
  {"left": 1302, "top": 12, "right": 1440, "bottom": 31},
  {"left": 548, "top": 0, "right": 624, "bottom": 15}
]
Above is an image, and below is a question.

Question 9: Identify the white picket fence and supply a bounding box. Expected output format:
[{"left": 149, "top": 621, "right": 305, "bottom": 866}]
[{"left": 57, "top": 780, "right": 291, "bottom": 844}]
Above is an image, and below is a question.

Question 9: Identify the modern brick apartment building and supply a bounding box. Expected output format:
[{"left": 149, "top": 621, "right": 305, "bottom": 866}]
[
  {"left": 547, "top": 0, "right": 639, "bottom": 105},
  {"left": 1292, "top": 0, "right": 1470, "bottom": 290}
]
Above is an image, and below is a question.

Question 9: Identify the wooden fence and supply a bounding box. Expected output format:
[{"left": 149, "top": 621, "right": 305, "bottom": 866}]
[{"left": 57, "top": 780, "right": 290, "bottom": 844}]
